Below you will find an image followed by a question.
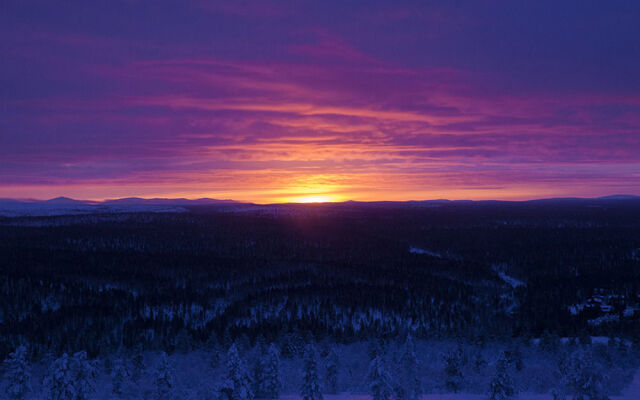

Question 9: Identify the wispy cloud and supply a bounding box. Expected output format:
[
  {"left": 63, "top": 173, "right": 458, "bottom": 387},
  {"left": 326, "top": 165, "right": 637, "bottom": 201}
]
[{"left": 1, "top": 1, "right": 639, "bottom": 201}]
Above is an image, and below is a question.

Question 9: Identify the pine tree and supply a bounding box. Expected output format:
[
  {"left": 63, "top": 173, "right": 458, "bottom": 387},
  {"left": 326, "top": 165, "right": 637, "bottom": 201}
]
[
  {"left": 540, "top": 331, "right": 561, "bottom": 354},
  {"left": 324, "top": 348, "right": 339, "bottom": 395},
  {"left": 564, "top": 349, "right": 608, "bottom": 400},
  {"left": 262, "top": 343, "right": 281, "bottom": 399},
  {"left": 488, "top": 355, "right": 515, "bottom": 400},
  {"left": 111, "top": 357, "right": 130, "bottom": 397},
  {"left": 507, "top": 343, "right": 523, "bottom": 371},
  {"left": 395, "top": 336, "right": 421, "bottom": 400},
  {"left": 444, "top": 346, "right": 464, "bottom": 393},
  {"left": 367, "top": 339, "right": 385, "bottom": 360},
  {"left": 130, "top": 350, "right": 145, "bottom": 383},
  {"left": 631, "top": 336, "right": 640, "bottom": 359},
  {"left": 43, "top": 351, "right": 96, "bottom": 400},
  {"left": 153, "top": 352, "right": 175, "bottom": 400},
  {"left": 616, "top": 338, "right": 628, "bottom": 358},
  {"left": 551, "top": 388, "right": 566, "bottom": 400},
  {"left": 3, "top": 345, "right": 31, "bottom": 400},
  {"left": 301, "top": 343, "right": 322, "bottom": 400},
  {"left": 473, "top": 351, "right": 487, "bottom": 372},
  {"left": 367, "top": 352, "right": 393, "bottom": 400},
  {"left": 210, "top": 346, "right": 221, "bottom": 370},
  {"left": 252, "top": 353, "right": 265, "bottom": 398},
  {"left": 43, "top": 353, "right": 74, "bottom": 400},
  {"left": 71, "top": 351, "right": 96, "bottom": 400},
  {"left": 252, "top": 338, "right": 270, "bottom": 397},
  {"left": 223, "top": 343, "right": 254, "bottom": 400},
  {"left": 173, "top": 329, "right": 192, "bottom": 353}
]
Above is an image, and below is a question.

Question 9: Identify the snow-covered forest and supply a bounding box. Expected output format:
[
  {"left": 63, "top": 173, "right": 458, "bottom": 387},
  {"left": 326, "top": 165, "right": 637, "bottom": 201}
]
[
  {"left": 2, "top": 336, "right": 639, "bottom": 399},
  {"left": 1, "top": 199, "right": 640, "bottom": 398}
]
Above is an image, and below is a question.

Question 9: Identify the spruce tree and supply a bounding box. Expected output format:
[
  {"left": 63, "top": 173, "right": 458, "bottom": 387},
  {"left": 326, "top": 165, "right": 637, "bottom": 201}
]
[
  {"left": 210, "top": 349, "right": 221, "bottom": 369},
  {"left": 262, "top": 343, "right": 281, "bottom": 399},
  {"left": 444, "top": 346, "right": 464, "bottom": 393},
  {"left": 488, "top": 355, "right": 515, "bottom": 400},
  {"left": 367, "top": 352, "right": 393, "bottom": 400},
  {"left": 551, "top": 388, "right": 566, "bottom": 400},
  {"left": 71, "top": 351, "right": 96, "bottom": 400},
  {"left": 324, "top": 348, "right": 339, "bottom": 395},
  {"left": 473, "top": 351, "right": 487, "bottom": 372},
  {"left": 43, "top": 351, "right": 96, "bottom": 400},
  {"left": 153, "top": 352, "right": 175, "bottom": 400},
  {"left": 111, "top": 357, "right": 130, "bottom": 397},
  {"left": 395, "top": 335, "right": 421, "bottom": 400},
  {"left": 631, "top": 336, "right": 640, "bottom": 359},
  {"left": 130, "top": 351, "right": 145, "bottom": 383},
  {"left": 507, "top": 343, "right": 523, "bottom": 371},
  {"left": 564, "top": 349, "right": 608, "bottom": 400},
  {"left": 540, "top": 331, "right": 561, "bottom": 354},
  {"left": 3, "top": 346, "right": 31, "bottom": 400},
  {"left": 43, "top": 353, "right": 74, "bottom": 400},
  {"left": 301, "top": 343, "right": 322, "bottom": 400},
  {"left": 252, "top": 353, "right": 265, "bottom": 398},
  {"left": 223, "top": 343, "right": 254, "bottom": 400}
]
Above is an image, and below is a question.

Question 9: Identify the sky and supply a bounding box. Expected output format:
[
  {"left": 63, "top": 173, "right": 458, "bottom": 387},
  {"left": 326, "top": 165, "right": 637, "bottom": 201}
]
[{"left": 1, "top": 0, "right": 639, "bottom": 203}]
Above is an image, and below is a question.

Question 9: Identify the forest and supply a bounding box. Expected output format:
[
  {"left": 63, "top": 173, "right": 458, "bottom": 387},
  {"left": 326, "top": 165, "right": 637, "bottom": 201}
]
[{"left": 1, "top": 198, "right": 639, "bottom": 399}]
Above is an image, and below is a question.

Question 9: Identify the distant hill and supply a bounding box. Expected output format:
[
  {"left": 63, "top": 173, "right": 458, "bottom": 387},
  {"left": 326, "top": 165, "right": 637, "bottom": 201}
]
[
  {"left": 102, "top": 197, "right": 238, "bottom": 206},
  {"left": 1, "top": 195, "right": 639, "bottom": 217},
  {"left": 597, "top": 194, "right": 640, "bottom": 200},
  {"left": 43, "top": 196, "right": 95, "bottom": 205}
]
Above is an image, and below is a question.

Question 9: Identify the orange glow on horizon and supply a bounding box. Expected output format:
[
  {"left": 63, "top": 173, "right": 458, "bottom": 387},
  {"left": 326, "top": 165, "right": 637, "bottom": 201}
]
[
  {"left": 2, "top": 7, "right": 639, "bottom": 205},
  {"left": 287, "top": 194, "right": 341, "bottom": 203},
  {"left": 0, "top": 168, "right": 637, "bottom": 205}
]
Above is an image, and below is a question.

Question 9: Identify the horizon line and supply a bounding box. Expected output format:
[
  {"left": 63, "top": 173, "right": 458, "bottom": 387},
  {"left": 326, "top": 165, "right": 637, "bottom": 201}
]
[{"left": 2, "top": 193, "right": 639, "bottom": 206}]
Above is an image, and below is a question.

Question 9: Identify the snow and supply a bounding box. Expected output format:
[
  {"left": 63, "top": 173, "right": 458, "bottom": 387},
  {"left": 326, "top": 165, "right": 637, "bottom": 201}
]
[
  {"left": 274, "top": 386, "right": 640, "bottom": 400},
  {"left": 616, "top": 367, "right": 640, "bottom": 400},
  {"left": 491, "top": 265, "right": 525, "bottom": 288},
  {"left": 623, "top": 306, "right": 638, "bottom": 317},
  {"left": 588, "top": 314, "right": 619, "bottom": 326},
  {"left": 531, "top": 336, "right": 623, "bottom": 346},
  {"left": 7, "top": 344, "right": 639, "bottom": 400},
  {"left": 567, "top": 291, "right": 640, "bottom": 324},
  {"left": 410, "top": 247, "right": 443, "bottom": 258},
  {"left": 496, "top": 271, "right": 525, "bottom": 288},
  {"left": 568, "top": 305, "right": 584, "bottom": 315},
  {"left": 0, "top": 200, "right": 186, "bottom": 217}
]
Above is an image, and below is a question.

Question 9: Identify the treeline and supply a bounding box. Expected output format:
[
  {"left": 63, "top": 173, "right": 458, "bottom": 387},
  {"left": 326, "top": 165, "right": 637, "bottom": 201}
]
[
  {"left": 3, "top": 336, "right": 639, "bottom": 399},
  {"left": 1, "top": 201, "right": 640, "bottom": 359}
]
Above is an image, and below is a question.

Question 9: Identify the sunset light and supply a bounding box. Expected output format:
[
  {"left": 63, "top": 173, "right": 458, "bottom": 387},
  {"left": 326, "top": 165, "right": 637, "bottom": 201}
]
[
  {"left": 1, "top": 1, "right": 639, "bottom": 203},
  {"left": 289, "top": 195, "right": 339, "bottom": 204},
  {"left": 2, "top": 2, "right": 640, "bottom": 398}
]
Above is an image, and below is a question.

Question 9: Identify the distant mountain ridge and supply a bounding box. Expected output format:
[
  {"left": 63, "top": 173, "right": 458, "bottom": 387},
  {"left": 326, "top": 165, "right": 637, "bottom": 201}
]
[
  {"left": 0, "top": 194, "right": 638, "bottom": 217},
  {"left": 102, "top": 197, "right": 238, "bottom": 206},
  {"left": 596, "top": 194, "right": 640, "bottom": 200},
  {"left": 43, "top": 196, "right": 95, "bottom": 205}
]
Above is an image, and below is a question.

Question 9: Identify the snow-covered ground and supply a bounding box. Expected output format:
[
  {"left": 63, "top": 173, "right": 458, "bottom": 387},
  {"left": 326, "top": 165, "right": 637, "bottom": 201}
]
[
  {"left": 491, "top": 265, "right": 525, "bottom": 288},
  {"left": 410, "top": 246, "right": 443, "bottom": 258},
  {"left": 0, "top": 200, "right": 186, "bottom": 217},
  {"left": 567, "top": 290, "right": 640, "bottom": 326},
  {"left": 276, "top": 372, "right": 640, "bottom": 400},
  {"left": 615, "top": 367, "right": 640, "bottom": 400},
  {"left": 7, "top": 348, "right": 638, "bottom": 400}
]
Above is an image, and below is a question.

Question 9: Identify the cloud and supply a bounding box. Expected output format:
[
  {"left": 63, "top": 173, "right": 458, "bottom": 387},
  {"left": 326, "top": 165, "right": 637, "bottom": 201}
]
[{"left": 1, "top": 1, "right": 640, "bottom": 201}]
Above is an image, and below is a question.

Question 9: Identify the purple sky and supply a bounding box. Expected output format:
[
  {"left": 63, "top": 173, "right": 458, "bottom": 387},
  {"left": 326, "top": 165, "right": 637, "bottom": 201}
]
[{"left": 1, "top": 0, "right": 639, "bottom": 202}]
